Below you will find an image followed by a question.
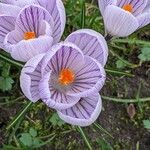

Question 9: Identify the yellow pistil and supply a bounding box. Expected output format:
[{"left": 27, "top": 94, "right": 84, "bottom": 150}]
[
  {"left": 122, "top": 4, "right": 133, "bottom": 13},
  {"left": 59, "top": 69, "right": 75, "bottom": 85},
  {"left": 24, "top": 31, "right": 36, "bottom": 40}
]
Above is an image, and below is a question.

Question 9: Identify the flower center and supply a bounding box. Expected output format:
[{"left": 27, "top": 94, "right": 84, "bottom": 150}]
[
  {"left": 122, "top": 4, "right": 133, "bottom": 13},
  {"left": 59, "top": 69, "right": 75, "bottom": 85},
  {"left": 24, "top": 31, "right": 36, "bottom": 40}
]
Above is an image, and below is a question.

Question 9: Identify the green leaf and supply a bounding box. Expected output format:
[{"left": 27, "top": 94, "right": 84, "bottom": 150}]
[
  {"left": 29, "top": 128, "right": 37, "bottom": 137},
  {"left": 2, "top": 63, "right": 11, "bottom": 77},
  {"left": 33, "top": 138, "right": 41, "bottom": 146},
  {"left": 143, "top": 120, "right": 150, "bottom": 129},
  {"left": 96, "top": 138, "right": 113, "bottom": 150},
  {"left": 19, "top": 133, "right": 33, "bottom": 147},
  {"left": 49, "top": 113, "right": 65, "bottom": 127},
  {"left": 138, "top": 47, "right": 150, "bottom": 62},
  {"left": 116, "top": 60, "right": 127, "bottom": 69},
  {"left": 0, "top": 76, "right": 14, "bottom": 92}
]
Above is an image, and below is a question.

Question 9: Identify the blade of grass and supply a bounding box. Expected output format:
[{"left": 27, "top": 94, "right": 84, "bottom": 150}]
[
  {"left": 8, "top": 116, "right": 24, "bottom": 143},
  {"left": 113, "top": 39, "right": 150, "bottom": 46},
  {"left": 77, "top": 126, "right": 93, "bottom": 150},
  {"left": 6, "top": 101, "right": 33, "bottom": 130},
  {"left": 105, "top": 69, "right": 134, "bottom": 77},
  {"left": 32, "top": 135, "right": 56, "bottom": 148},
  {"left": 109, "top": 48, "right": 138, "bottom": 68},
  {"left": 93, "top": 123, "right": 114, "bottom": 139},
  {"left": 0, "top": 52, "right": 24, "bottom": 68},
  {"left": 102, "top": 96, "right": 150, "bottom": 103},
  {"left": 0, "top": 96, "right": 24, "bottom": 106},
  {"left": 81, "top": 0, "right": 86, "bottom": 28}
]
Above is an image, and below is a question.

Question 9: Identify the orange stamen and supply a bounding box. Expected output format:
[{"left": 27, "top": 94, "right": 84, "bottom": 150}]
[
  {"left": 122, "top": 4, "right": 133, "bottom": 13},
  {"left": 24, "top": 31, "right": 36, "bottom": 40},
  {"left": 59, "top": 69, "right": 75, "bottom": 85}
]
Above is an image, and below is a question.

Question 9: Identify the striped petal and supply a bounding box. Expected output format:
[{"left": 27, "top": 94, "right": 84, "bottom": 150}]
[
  {"left": 144, "top": 1, "right": 150, "bottom": 11},
  {"left": 15, "top": 5, "right": 54, "bottom": 36},
  {"left": 14, "top": 0, "right": 37, "bottom": 7},
  {"left": 8, "top": 35, "right": 53, "bottom": 62},
  {"left": 39, "top": 72, "right": 80, "bottom": 110},
  {"left": 0, "top": 3, "right": 21, "bottom": 17},
  {"left": 37, "top": 0, "right": 66, "bottom": 43},
  {"left": 41, "top": 42, "right": 85, "bottom": 76},
  {"left": 0, "top": 16, "right": 15, "bottom": 50},
  {"left": 20, "top": 54, "right": 45, "bottom": 102},
  {"left": 117, "top": 0, "right": 148, "bottom": 16},
  {"left": 58, "top": 93, "right": 102, "bottom": 126},
  {"left": 65, "top": 29, "right": 108, "bottom": 66},
  {"left": 68, "top": 56, "right": 106, "bottom": 97},
  {"left": 104, "top": 5, "right": 139, "bottom": 37},
  {"left": 98, "top": 0, "right": 117, "bottom": 16},
  {"left": 2, "top": 0, "right": 15, "bottom": 4},
  {"left": 137, "top": 11, "right": 150, "bottom": 29}
]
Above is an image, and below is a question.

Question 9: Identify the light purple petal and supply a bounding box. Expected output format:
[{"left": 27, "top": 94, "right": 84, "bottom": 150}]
[
  {"left": 14, "top": 0, "right": 37, "bottom": 7},
  {"left": 41, "top": 42, "right": 85, "bottom": 76},
  {"left": 68, "top": 56, "right": 106, "bottom": 97},
  {"left": 8, "top": 35, "right": 53, "bottom": 62},
  {"left": 104, "top": 5, "right": 139, "bottom": 37},
  {"left": 98, "top": 0, "right": 117, "bottom": 16},
  {"left": 0, "top": 15, "right": 15, "bottom": 50},
  {"left": 65, "top": 29, "right": 108, "bottom": 66},
  {"left": 58, "top": 93, "right": 102, "bottom": 126},
  {"left": 2, "top": 0, "right": 15, "bottom": 4},
  {"left": 15, "top": 5, "right": 54, "bottom": 36},
  {"left": 137, "top": 11, "right": 150, "bottom": 29},
  {"left": 144, "top": 1, "right": 150, "bottom": 11},
  {"left": 4, "top": 19, "right": 53, "bottom": 46},
  {"left": 37, "top": 0, "right": 66, "bottom": 43},
  {"left": 20, "top": 53, "right": 45, "bottom": 102},
  {"left": 39, "top": 72, "right": 80, "bottom": 110},
  {"left": 117, "top": 0, "right": 148, "bottom": 16},
  {"left": 0, "top": 3, "right": 21, "bottom": 17}
]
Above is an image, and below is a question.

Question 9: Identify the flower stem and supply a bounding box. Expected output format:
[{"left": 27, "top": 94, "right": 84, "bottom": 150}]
[
  {"left": 102, "top": 96, "right": 150, "bottom": 103},
  {"left": 6, "top": 101, "right": 33, "bottom": 130},
  {"left": 77, "top": 126, "right": 93, "bottom": 150}
]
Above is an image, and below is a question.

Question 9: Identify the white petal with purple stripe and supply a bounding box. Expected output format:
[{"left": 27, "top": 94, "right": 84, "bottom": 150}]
[
  {"left": 68, "top": 56, "right": 106, "bottom": 97},
  {"left": 104, "top": 5, "right": 139, "bottom": 37},
  {"left": 0, "top": 15, "right": 15, "bottom": 50},
  {"left": 117, "top": 0, "right": 148, "bottom": 16},
  {"left": 66, "top": 29, "right": 108, "bottom": 66},
  {"left": 20, "top": 54, "right": 45, "bottom": 102},
  {"left": 58, "top": 93, "right": 102, "bottom": 126}
]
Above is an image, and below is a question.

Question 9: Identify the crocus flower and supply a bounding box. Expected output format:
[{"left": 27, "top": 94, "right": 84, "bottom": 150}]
[
  {"left": 98, "top": 0, "right": 150, "bottom": 37},
  {"left": 2, "top": 0, "right": 66, "bottom": 43},
  {"left": 0, "top": 0, "right": 66, "bottom": 62},
  {"left": 20, "top": 29, "right": 108, "bottom": 126},
  {"left": 4, "top": 5, "right": 54, "bottom": 62}
]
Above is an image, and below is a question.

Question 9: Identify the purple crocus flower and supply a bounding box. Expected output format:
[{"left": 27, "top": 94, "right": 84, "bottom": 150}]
[
  {"left": 20, "top": 29, "right": 108, "bottom": 126},
  {"left": 0, "top": 0, "right": 66, "bottom": 62},
  {"left": 2, "top": 0, "right": 66, "bottom": 43},
  {"left": 98, "top": 0, "right": 150, "bottom": 37}
]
